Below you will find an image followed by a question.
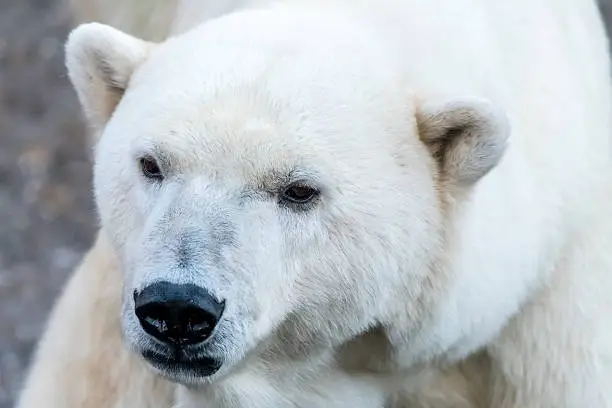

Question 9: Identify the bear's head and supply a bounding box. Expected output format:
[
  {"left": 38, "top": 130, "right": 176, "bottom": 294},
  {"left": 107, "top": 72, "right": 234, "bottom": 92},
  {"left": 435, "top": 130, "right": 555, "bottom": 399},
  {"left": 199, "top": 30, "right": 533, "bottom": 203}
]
[{"left": 65, "top": 8, "right": 509, "bottom": 386}]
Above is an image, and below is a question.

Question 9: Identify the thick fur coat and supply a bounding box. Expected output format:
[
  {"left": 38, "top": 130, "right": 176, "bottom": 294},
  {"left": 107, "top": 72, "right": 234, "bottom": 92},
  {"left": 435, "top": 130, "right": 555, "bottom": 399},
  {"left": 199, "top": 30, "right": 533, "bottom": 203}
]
[{"left": 16, "top": 0, "right": 612, "bottom": 407}]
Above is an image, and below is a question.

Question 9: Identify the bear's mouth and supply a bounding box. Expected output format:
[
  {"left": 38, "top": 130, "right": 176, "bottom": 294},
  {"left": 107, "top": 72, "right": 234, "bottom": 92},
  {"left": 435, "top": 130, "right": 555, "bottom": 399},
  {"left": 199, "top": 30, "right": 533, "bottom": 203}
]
[{"left": 141, "top": 347, "right": 222, "bottom": 379}]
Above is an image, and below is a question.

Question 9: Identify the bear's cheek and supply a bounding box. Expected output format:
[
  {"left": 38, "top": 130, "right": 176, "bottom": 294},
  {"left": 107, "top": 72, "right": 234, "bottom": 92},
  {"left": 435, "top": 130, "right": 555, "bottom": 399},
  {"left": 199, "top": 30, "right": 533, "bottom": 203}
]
[{"left": 93, "top": 157, "right": 144, "bottom": 252}]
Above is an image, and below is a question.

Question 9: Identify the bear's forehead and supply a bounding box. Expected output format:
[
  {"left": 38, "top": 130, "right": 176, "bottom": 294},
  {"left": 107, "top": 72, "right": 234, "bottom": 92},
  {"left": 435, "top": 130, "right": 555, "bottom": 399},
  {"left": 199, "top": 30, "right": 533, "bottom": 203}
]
[
  {"left": 130, "top": 46, "right": 400, "bottom": 120},
  {"left": 113, "top": 50, "right": 411, "bottom": 165},
  {"left": 106, "top": 76, "right": 412, "bottom": 192},
  {"left": 114, "top": 76, "right": 412, "bottom": 177},
  {"left": 104, "top": 15, "right": 417, "bottom": 182}
]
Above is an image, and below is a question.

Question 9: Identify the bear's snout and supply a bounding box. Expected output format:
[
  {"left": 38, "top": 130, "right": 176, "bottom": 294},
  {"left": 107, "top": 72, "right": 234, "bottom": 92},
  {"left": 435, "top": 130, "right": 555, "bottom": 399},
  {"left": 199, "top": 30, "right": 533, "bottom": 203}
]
[{"left": 133, "top": 281, "right": 225, "bottom": 346}]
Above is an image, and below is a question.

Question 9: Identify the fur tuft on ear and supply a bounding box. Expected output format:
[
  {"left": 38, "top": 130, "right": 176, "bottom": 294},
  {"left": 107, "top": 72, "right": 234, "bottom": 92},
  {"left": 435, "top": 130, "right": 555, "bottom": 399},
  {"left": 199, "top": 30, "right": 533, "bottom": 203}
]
[
  {"left": 417, "top": 96, "right": 510, "bottom": 187},
  {"left": 65, "top": 23, "right": 155, "bottom": 132}
]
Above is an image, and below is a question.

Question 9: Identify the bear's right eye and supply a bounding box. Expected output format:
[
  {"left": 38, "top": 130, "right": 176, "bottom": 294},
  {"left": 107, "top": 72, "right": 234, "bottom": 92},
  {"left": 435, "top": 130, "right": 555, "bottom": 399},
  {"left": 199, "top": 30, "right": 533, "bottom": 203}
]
[{"left": 139, "top": 156, "right": 164, "bottom": 181}]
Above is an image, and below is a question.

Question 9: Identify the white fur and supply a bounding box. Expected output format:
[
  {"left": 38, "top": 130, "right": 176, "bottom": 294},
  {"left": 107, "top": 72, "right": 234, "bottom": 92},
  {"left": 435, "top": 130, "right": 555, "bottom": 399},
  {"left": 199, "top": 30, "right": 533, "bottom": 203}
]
[
  {"left": 14, "top": 232, "right": 175, "bottom": 408},
  {"left": 17, "top": 0, "right": 612, "bottom": 407}
]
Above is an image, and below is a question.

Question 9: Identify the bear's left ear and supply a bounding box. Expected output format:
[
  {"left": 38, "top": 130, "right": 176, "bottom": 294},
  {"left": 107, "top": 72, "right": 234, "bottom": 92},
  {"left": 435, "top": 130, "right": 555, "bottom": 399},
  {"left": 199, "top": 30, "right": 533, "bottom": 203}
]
[
  {"left": 65, "top": 23, "right": 156, "bottom": 133},
  {"left": 416, "top": 96, "right": 510, "bottom": 187}
]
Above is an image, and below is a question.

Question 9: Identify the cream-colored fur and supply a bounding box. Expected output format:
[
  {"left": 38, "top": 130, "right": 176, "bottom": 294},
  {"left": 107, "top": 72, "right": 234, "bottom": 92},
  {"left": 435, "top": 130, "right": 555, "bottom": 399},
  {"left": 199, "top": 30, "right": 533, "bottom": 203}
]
[
  {"left": 17, "top": 0, "right": 612, "bottom": 407},
  {"left": 15, "top": 232, "right": 174, "bottom": 407}
]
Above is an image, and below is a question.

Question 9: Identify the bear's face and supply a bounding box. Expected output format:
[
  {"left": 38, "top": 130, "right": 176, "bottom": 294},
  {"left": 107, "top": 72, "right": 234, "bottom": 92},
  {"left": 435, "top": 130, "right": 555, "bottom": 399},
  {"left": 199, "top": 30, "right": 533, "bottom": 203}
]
[{"left": 65, "top": 11, "right": 508, "bottom": 385}]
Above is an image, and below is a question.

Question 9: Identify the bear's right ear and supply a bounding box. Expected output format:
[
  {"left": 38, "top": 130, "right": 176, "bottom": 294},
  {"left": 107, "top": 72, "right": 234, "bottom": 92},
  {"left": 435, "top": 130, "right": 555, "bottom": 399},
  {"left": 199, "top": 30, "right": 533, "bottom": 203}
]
[{"left": 65, "top": 23, "right": 155, "bottom": 132}]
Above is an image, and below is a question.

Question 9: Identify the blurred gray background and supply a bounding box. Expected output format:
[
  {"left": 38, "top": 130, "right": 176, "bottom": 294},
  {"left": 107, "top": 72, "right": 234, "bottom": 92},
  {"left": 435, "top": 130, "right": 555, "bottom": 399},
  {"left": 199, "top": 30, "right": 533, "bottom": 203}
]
[{"left": 2, "top": 1, "right": 612, "bottom": 407}]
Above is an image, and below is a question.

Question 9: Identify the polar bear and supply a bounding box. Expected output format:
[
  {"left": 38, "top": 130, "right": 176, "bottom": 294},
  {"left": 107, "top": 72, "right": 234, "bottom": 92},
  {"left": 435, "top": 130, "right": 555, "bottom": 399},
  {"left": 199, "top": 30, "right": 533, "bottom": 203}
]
[{"left": 16, "top": 0, "right": 612, "bottom": 407}]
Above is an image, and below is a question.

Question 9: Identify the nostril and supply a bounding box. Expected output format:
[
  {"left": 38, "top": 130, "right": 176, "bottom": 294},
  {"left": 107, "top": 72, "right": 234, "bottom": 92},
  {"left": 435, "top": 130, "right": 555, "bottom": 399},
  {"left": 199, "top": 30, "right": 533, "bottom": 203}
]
[
  {"left": 135, "top": 302, "right": 173, "bottom": 339},
  {"left": 178, "top": 304, "right": 218, "bottom": 341}
]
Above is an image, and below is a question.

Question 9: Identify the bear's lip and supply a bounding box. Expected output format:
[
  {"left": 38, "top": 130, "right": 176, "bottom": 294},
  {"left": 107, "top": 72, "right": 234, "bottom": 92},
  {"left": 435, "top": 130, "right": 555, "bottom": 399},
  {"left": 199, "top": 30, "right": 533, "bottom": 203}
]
[{"left": 141, "top": 347, "right": 222, "bottom": 379}]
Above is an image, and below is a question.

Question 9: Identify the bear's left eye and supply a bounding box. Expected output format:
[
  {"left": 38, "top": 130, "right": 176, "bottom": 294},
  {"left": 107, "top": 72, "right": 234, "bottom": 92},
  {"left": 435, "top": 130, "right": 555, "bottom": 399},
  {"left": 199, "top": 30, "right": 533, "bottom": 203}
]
[
  {"left": 139, "top": 156, "right": 164, "bottom": 181},
  {"left": 280, "top": 183, "right": 320, "bottom": 205}
]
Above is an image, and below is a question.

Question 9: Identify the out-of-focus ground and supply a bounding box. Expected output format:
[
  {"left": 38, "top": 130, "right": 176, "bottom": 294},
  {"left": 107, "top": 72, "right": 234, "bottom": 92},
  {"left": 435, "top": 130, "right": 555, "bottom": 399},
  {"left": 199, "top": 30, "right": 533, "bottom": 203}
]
[{"left": 1, "top": 1, "right": 612, "bottom": 407}]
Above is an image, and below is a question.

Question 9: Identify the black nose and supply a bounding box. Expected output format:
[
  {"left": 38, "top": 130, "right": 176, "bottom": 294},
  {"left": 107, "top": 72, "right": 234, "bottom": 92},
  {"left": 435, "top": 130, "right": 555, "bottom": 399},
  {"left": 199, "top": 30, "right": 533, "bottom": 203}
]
[{"left": 134, "top": 282, "right": 225, "bottom": 346}]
